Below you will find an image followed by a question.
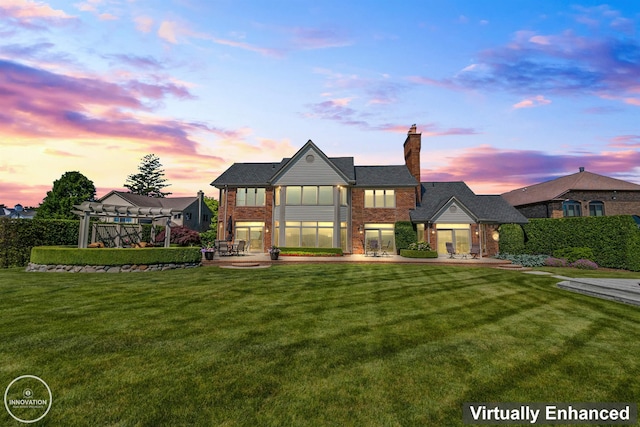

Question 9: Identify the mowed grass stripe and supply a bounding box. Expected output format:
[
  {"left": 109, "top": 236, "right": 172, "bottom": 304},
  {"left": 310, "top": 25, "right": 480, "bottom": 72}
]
[{"left": 1, "top": 264, "right": 639, "bottom": 426}]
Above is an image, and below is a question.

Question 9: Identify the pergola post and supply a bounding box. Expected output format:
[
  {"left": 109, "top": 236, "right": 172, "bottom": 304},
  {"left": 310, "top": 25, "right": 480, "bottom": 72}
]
[
  {"left": 78, "top": 211, "right": 91, "bottom": 248},
  {"left": 164, "top": 220, "right": 171, "bottom": 248}
]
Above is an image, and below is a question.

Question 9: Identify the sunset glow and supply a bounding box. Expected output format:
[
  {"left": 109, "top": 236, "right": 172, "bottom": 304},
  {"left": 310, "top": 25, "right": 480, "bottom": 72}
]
[{"left": 1, "top": 1, "right": 639, "bottom": 206}]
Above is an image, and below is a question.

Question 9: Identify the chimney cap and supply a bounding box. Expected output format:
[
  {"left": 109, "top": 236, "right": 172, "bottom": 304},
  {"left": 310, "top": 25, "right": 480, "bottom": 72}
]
[
  {"left": 579, "top": 167, "right": 585, "bottom": 172},
  {"left": 408, "top": 124, "right": 417, "bottom": 134}
]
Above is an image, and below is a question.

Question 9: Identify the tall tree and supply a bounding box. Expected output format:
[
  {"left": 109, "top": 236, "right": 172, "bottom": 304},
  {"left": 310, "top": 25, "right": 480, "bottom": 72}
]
[
  {"left": 36, "top": 171, "right": 96, "bottom": 219},
  {"left": 124, "top": 154, "right": 172, "bottom": 198}
]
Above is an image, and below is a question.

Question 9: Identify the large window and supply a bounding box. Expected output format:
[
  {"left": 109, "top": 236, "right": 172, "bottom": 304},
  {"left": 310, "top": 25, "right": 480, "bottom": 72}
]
[
  {"left": 236, "top": 188, "right": 265, "bottom": 206},
  {"left": 589, "top": 201, "right": 604, "bottom": 216},
  {"left": 286, "top": 186, "right": 334, "bottom": 205},
  {"left": 285, "top": 221, "right": 334, "bottom": 248},
  {"left": 364, "top": 189, "right": 395, "bottom": 208},
  {"left": 563, "top": 200, "right": 582, "bottom": 217}
]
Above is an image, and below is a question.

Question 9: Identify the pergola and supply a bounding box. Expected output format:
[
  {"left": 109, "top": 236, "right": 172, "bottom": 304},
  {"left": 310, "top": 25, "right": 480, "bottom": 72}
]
[{"left": 72, "top": 202, "right": 180, "bottom": 248}]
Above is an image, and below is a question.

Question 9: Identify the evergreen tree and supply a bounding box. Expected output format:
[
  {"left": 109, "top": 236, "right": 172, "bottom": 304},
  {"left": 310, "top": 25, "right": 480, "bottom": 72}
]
[
  {"left": 36, "top": 171, "right": 96, "bottom": 219},
  {"left": 124, "top": 154, "right": 172, "bottom": 198}
]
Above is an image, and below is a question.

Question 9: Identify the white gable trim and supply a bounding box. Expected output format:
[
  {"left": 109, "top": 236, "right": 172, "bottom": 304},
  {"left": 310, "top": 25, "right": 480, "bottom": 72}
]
[
  {"left": 271, "top": 140, "right": 350, "bottom": 186},
  {"left": 432, "top": 197, "right": 477, "bottom": 223}
]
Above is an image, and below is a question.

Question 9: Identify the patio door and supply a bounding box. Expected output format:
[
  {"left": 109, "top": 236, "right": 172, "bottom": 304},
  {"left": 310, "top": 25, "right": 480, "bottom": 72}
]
[
  {"left": 364, "top": 224, "right": 395, "bottom": 253},
  {"left": 436, "top": 226, "right": 470, "bottom": 255},
  {"left": 235, "top": 222, "right": 264, "bottom": 252}
]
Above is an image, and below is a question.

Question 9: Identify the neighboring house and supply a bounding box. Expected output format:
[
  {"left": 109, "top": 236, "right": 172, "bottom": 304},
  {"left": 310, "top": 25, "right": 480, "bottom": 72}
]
[
  {"left": 211, "top": 125, "right": 527, "bottom": 256},
  {"left": 0, "top": 204, "right": 36, "bottom": 219},
  {"left": 501, "top": 168, "right": 640, "bottom": 219},
  {"left": 98, "top": 191, "right": 212, "bottom": 231}
]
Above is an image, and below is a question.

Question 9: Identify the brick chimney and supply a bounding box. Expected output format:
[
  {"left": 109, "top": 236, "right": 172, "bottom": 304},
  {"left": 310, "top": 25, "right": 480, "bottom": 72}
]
[{"left": 404, "top": 124, "right": 422, "bottom": 204}]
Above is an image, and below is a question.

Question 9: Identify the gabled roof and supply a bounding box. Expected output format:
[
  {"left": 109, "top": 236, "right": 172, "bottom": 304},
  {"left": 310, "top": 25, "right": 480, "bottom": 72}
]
[
  {"left": 354, "top": 166, "right": 417, "bottom": 187},
  {"left": 99, "top": 191, "right": 198, "bottom": 211},
  {"left": 410, "top": 182, "right": 528, "bottom": 224},
  {"left": 210, "top": 141, "right": 414, "bottom": 188},
  {"left": 502, "top": 170, "right": 640, "bottom": 207},
  {"left": 211, "top": 163, "right": 284, "bottom": 187},
  {"left": 269, "top": 140, "right": 354, "bottom": 185}
]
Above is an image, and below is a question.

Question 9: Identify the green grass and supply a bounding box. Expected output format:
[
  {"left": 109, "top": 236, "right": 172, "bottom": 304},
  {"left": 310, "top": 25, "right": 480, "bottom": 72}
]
[{"left": 1, "top": 264, "right": 640, "bottom": 426}]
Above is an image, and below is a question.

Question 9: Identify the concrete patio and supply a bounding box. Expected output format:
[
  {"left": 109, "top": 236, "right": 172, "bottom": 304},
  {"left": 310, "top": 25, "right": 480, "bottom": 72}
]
[{"left": 202, "top": 252, "right": 513, "bottom": 267}]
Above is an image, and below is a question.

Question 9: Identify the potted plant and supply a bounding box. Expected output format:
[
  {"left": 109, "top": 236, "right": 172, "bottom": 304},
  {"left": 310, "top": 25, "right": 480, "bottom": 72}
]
[
  {"left": 268, "top": 246, "right": 280, "bottom": 260},
  {"left": 201, "top": 246, "right": 215, "bottom": 260}
]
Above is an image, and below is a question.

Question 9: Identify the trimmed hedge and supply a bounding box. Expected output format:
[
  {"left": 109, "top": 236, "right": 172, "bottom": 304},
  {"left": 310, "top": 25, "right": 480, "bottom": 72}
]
[
  {"left": 278, "top": 247, "right": 343, "bottom": 256},
  {"left": 399, "top": 249, "right": 438, "bottom": 258},
  {"left": 30, "top": 246, "right": 202, "bottom": 266},
  {"left": 498, "top": 224, "right": 525, "bottom": 254},
  {"left": 501, "top": 216, "right": 640, "bottom": 271},
  {"left": 0, "top": 218, "right": 80, "bottom": 268},
  {"left": 394, "top": 221, "right": 417, "bottom": 251}
]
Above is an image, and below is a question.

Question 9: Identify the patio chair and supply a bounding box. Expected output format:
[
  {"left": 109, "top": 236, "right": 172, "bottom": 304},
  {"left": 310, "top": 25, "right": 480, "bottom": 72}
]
[
  {"left": 446, "top": 242, "right": 456, "bottom": 258},
  {"left": 380, "top": 241, "right": 391, "bottom": 256},
  {"left": 217, "top": 241, "right": 230, "bottom": 256},
  {"left": 470, "top": 244, "right": 480, "bottom": 259},
  {"left": 367, "top": 239, "right": 379, "bottom": 257},
  {"left": 234, "top": 240, "right": 246, "bottom": 256}
]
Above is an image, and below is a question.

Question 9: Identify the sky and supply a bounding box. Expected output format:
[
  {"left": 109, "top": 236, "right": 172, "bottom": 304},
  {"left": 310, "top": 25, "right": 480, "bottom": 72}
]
[{"left": 1, "top": 0, "right": 640, "bottom": 207}]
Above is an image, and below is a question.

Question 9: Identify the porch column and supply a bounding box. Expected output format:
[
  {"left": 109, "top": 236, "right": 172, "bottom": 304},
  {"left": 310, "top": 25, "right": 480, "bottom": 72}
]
[
  {"left": 278, "top": 187, "right": 286, "bottom": 246},
  {"left": 333, "top": 186, "right": 341, "bottom": 248},
  {"left": 478, "top": 223, "right": 483, "bottom": 259}
]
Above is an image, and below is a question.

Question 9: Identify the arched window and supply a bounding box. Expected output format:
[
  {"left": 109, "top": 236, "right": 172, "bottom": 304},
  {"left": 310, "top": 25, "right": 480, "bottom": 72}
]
[
  {"left": 589, "top": 201, "right": 604, "bottom": 216},
  {"left": 562, "top": 200, "right": 582, "bottom": 217}
]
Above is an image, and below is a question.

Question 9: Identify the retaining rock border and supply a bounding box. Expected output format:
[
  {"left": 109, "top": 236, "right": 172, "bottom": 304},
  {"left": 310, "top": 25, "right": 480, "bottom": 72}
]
[{"left": 26, "top": 262, "right": 201, "bottom": 273}]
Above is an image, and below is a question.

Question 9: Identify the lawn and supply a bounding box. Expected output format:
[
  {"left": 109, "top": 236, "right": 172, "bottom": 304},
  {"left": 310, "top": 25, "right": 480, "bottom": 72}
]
[{"left": 1, "top": 264, "right": 639, "bottom": 426}]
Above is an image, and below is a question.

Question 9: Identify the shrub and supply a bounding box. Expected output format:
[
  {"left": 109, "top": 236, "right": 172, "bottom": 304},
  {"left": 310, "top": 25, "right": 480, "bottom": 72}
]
[
  {"left": 570, "top": 259, "right": 599, "bottom": 270},
  {"left": 0, "top": 218, "right": 81, "bottom": 268},
  {"left": 407, "top": 241, "right": 431, "bottom": 251},
  {"left": 545, "top": 257, "right": 568, "bottom": 267},
  {"left": 278, "top": 247, "right": 343, "bottom": 256},
  {"left": 155, "top": 226, "right": 200, "bottom": 246},
  {"left": 400, "top": 249, "right": 438, "bottom": 258},
  {"left": 30, "top": 246, "right": 202, "bottom": 266},
  {"left": 199, "top": 228, "right": 217, "bottom": 247},
  {"left": 553, "top": 247, "right": 595, "bottom": 263},
  {"left": 394, "top": 221, "right": 416, "bottom": 251},
  {"left": 523, "top": 216, "right": 640, "bottom": 271},
  {"left": 498, "top": 224, "right": 526, "bottom": 254},
  {"left": 495, "top": 253, "right": 549, "bottom": 267}
]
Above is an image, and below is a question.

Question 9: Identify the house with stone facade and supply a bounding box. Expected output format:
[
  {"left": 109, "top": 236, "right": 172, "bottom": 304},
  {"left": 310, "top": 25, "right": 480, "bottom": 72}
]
[
  {"left": 501, "top": 168, "right": 640, "bottom": 219},
  {"left": 211, "top": 125, "right": 527, "bottom": 256}
]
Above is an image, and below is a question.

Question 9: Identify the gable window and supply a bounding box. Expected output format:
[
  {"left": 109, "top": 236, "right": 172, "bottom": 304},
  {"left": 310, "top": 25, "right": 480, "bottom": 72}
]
[
  {"left": 237, "top": 188, "right": 265, "bottom": 206},
  {"left": 589, "top": 201, "right": 604, "bottom": 216},
  {"left": 364, "top": 189, "right": 395, "bottom": 208},
  {"left": 286, "top": 186, "right": 334, "bottom": 205},
  {"left": 562, "top": 200, "right": 582, "bottom": 217}
]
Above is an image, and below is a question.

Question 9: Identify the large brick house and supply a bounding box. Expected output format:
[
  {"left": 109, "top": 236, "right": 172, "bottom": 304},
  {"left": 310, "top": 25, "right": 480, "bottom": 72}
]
[
  {"left": 211, "top": 125, "right": 527, "bottom": 256},
  {"left": 501, "top": 168, "right": 640, "bottom": 219}
]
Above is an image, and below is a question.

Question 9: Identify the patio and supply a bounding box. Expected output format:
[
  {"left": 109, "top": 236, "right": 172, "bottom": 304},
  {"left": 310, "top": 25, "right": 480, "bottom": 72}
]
[{"left": 202, "top": 252, "right": 512, "bottom": 267}]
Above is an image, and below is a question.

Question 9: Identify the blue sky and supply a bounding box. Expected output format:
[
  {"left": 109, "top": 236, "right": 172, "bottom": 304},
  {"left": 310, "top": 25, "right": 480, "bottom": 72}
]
[{"left": 1, "top": 0, "right": 639, "bottom": 206}]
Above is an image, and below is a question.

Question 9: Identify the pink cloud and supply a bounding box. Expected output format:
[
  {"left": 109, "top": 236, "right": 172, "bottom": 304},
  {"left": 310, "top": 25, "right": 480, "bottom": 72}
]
[
  {"left": 420, "top": 145, "right": 640, "bottom": 193},
  {"left": 609, "top": 135, "right": 640, "bottom": 148},
  {"left": 0, "top": 181, "right": 51, "bottom": 207},
  {"left": 134, "top": 15, "right": 154, "bottom": 33},
  {"left": 513, "top": 95, "right": 552, "bottom": 109},
  {"left": 0, "top": 58, "right": 236, "bottom": 168},
  {"left": 0, "top": 0, "right": 74, "bottom": 22},
  {"left": 43, "top": 148, "right": 81, "bottom": 157}
]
